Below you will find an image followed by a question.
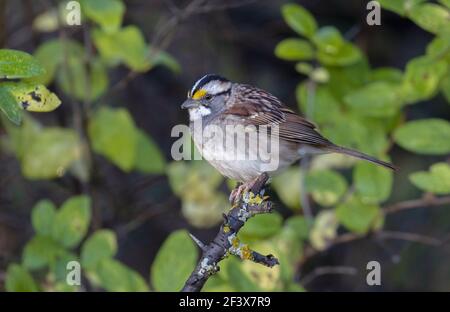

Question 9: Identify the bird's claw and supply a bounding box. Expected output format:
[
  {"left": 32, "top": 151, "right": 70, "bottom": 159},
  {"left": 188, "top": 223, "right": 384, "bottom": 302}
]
[{"left": 229, "top": 183, "right": 249, "bottom": 205}]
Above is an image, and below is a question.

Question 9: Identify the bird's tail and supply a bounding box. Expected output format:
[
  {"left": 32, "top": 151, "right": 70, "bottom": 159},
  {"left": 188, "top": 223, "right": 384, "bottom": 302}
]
[{"left": 328, "top": 145, "right": 397, "bottom": 171}]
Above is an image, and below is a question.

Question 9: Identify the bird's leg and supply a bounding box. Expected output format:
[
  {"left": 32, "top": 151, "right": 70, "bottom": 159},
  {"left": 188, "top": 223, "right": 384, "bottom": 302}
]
[
  {"left": 229, "top": 176, "right": 263, "bottom": 205},
  {"left": 229, "top": 182, "right": 244, "bottom": 204}
]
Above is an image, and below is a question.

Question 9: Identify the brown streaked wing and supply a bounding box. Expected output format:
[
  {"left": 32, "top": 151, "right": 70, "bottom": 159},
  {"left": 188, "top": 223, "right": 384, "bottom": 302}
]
[
  {"left": 279, "top": 108, "right": 333, "bottom": 147},
  {"left": 221, "top": 85, "right": 333, "bottom": 147}
]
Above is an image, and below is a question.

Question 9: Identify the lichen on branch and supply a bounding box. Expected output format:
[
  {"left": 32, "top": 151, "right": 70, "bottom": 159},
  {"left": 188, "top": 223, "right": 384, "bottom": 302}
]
[{"left": 181, "top": 173, "right": 279, "bottom": 292}]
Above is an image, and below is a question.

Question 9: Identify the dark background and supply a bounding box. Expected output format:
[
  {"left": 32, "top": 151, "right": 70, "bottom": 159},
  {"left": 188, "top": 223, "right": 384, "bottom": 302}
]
[{"left": 1, "top": 0, "right": 450, "bottom": 291}]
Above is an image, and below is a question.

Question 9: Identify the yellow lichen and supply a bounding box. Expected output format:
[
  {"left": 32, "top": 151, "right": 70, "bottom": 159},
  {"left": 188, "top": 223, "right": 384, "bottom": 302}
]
[
  {"left": 246, "top": 192, "right": 264, "bottom": 205},
  {"left": 223, "top": 225, "right": 230, "bottom": 233},
  {"left": 241, "top": 244, "right": 253, "bottom": 260}
]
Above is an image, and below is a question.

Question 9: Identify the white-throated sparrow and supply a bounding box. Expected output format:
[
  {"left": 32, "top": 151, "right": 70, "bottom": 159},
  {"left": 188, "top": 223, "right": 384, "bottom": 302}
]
[{"left": 181, "top": 74, "right": 395, "bottom": 197}]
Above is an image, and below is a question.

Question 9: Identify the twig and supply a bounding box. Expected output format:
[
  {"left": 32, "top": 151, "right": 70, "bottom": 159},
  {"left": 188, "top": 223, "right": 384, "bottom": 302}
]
[
  {"left": 115, "top": 197, "right": 178, "bottom": 238},
  {"left": 181, "top": 173, "right": 278, "bottom": 292},
  {"left": 105, "top": 0, "right": 259, "bottom": 97},
  {"left": 300, "top": 266, "right": 357, "bottom": 286},
  {"left": 298, "top": 194, "right": 450, "bottom": 268},
  {"left": 384, "top": 194, "right": 450, "bottom": 215},
  {"left": 375, "top": 230, "right": 442, "bottom": 246}
]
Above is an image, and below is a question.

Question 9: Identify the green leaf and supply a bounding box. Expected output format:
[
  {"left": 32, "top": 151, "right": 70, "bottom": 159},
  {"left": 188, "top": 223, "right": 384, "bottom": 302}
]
[
  {"left": 284, "top": 215, "right": 311, "bottom": 240},
  {"left": 52, "top": 195, "right": 91, "bottom": 248},
  {"left": 401, "top": 56, "right": 448, "bottom": 102},
  {"left": 52, "top": 251, "right": 79, "bottom": 288},
  {"left": 22, "top": 128, "right": 81, "bottom": 179},
  {"left": 32, "top": 8, "right": 59, "bottom": 33},
  {"left": 312, "top": 26, "right": 362, "bottom": 66},
  {"left": 439, "top": 0, "right": 450, "bottom": 9},
  {"left": 296, "top": 83, "right": 340, "bottom": 124},
  {"left": 148, "top": 46, "right": 181, "bottom": 74},
  {"left": 151, "top": 230, "right": 198, "bottom": 291},
  {"left": 0, "top": 49, "right": 45, "bottom": 79},
  {"left": 5, "top": 264, "right": 39, "bottom": 292},
  {"left": 0, "top": 85, "right": 22, "bottom": 125},
  {"left": 31, "top": 200, "right": 56, "bottom": 237},
  {"left": 322, "top": 113, "right": 389, "bottom": 156},
  {"left": 4, "top": 114, "right": 42, "bottom": 161},
  {"left": 275, "top": 38, "right": 314, "bottom": 61},
  {"left": 167, "top": 162, "right": 191, "bottom": 196},
  {"left": 305, "top": 169, "right": 348, "bottom": 206},
  {"left": 81, "top": 230, "right": 117, "bottom": 269},
  {"left": 93, "top": 26, "right": 150, "bottom": 72},
  {"left": 336, "top": 197, "right": 380, "bottom": 234},
  {"left": 354, "top": 161, "right": 393, "bottom": 203},
  {"left": 326, "top": 59, "right": 371, "bottom": 98},
  {"left": 309, "top": 67, "right": 330, "bottom": 83},
  {"left": 312, "top": 26, "right": 344, "bottom": 54},
  {"left": 271, "top": 167, "right": 301, "bottom": 210},
  {"left": 281, "top": 3, "right": 317, "bottom": 38},
  {"left": 80, "top": 0, "right": 125, "bottom": 33},
  {"left": 409, "top": 162, "right": 450, "bottom": 194},
  {"left": 286, "top": 283, "right": 306, "bottom": 292},
  {"left": 227, "top": 258, "right": 261, "bottom": 291},
  {"left": 377, "top": 0, "right": 425, "bottom": 16},
  {"left": 22, "top": 235, "right": 64, "bottom": 270},
  {"left": 394, "top": 118, "right": 450, "bottom": 155},
  {"left": 57, "top": 56, "right": 108, "bottom": 101},
  {"left": 202, "top": 275, "right": 235, "bottom": 292},
  {"left": 409, "top": 3, "right": 450, "bottom": 34},
  {"left": 309, "top": 210, "right": 338, "bottom": 250},
  {"left": 167, "top": 161, "right": 222, "bottom": 197},
  {"left": 317, "top": 42, "right": 362, "bottom": 67},
  {"left": 181, "top": 191, "right": 227, "bottom": 228},
  {"left": 441, "top": 72, "right": 450, "bottom": 103},
  {"left": 371, "top": 67, "right": 403, "bottom": 83},
  {"left": 88, "top": 107, "right": 138, "bottom": 171},
  {"left": 426, "top": 35, "right": 450, "bottom": 60},
  {"left": 97, "top": 258, "right": 149, "bottom": 291},
  {"left": 31, "top": 39, "right": 84, "bottom": 85},
  {"left": 4, "top": 82, "right": 61, "bottom": 112},
  {"left": 344, "top": 82, "right": 402, "bottom": 117},
  {"left": 239, "top": 212, "right": 283, "bottom": 241},
  {"left": 134, "top": 129, "right": 166, "bottom": 174}
]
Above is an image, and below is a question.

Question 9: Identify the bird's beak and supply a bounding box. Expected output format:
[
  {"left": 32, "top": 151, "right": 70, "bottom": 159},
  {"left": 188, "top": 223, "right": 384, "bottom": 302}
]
[{"left": 181, "top": 99, "right": 197, "bottom": 109}]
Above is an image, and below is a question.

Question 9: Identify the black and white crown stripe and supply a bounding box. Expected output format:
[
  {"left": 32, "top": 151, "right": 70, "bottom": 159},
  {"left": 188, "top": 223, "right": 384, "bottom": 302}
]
[{"left": 189, "top": 74, "right": 230, "bottom": 97}]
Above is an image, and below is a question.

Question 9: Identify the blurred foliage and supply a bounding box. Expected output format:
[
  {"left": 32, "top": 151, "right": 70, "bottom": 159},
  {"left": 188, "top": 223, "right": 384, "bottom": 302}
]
[
  {"left": 6, "top": 196, "right": 148, "bottom": 292},
  {"left": 0, "top": 49, "right": 60, "bottom": 125},
  {"left": 1, "top": 0, "right": 173, "bottom": 292},
  {"left": 1, "top": 0, "right": 450, "bottom": 292}
]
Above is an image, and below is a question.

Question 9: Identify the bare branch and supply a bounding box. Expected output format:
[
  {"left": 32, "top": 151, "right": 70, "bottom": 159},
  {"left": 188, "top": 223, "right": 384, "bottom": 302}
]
[
  {"left": 106, "top": 0, "right": 259, "bottom": 96},
  {"left": 376, "top": 230, "right": 442, "bottom": 246},
  {"left": 300, "top": 266, "right": 357, "bottom": 286},
  {"left": 181, "top": 173, "right": 278, "bottom": 292},
  {"left": 384, "top": 194, "right": 450, "bottom": 215}
]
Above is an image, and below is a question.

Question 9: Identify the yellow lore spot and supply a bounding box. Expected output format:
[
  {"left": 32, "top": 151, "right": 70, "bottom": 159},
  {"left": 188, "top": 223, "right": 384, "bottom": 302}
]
[{"left": 192, "top": 89, "right": 207, "bottom": 100}]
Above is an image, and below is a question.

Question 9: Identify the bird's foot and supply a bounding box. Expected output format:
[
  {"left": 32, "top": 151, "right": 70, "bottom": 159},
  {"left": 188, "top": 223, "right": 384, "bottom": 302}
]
[
  {"left": 229, "top": 176, "right": 268, "bottom": 205},
  {"left": 229, "top": 182, "right": 249, "bottom": 205}
]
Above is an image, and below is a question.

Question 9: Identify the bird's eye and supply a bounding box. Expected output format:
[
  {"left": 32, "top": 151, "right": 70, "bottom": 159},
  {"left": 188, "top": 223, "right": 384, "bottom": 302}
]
[{"left": 204, "top": 94, "right": 213, "bottom": 101}]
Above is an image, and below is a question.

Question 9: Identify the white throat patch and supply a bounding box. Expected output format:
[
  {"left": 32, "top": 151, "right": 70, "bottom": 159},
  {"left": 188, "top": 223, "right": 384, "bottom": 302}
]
[{"left": 188, "top": 106, "right": 211, "bottom": 121}]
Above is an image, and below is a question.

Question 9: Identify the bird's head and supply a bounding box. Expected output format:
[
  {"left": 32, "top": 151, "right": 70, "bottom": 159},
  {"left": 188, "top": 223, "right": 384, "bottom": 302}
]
[{"left": 181, "top": 74, "right": 232, "bottom": 121}]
